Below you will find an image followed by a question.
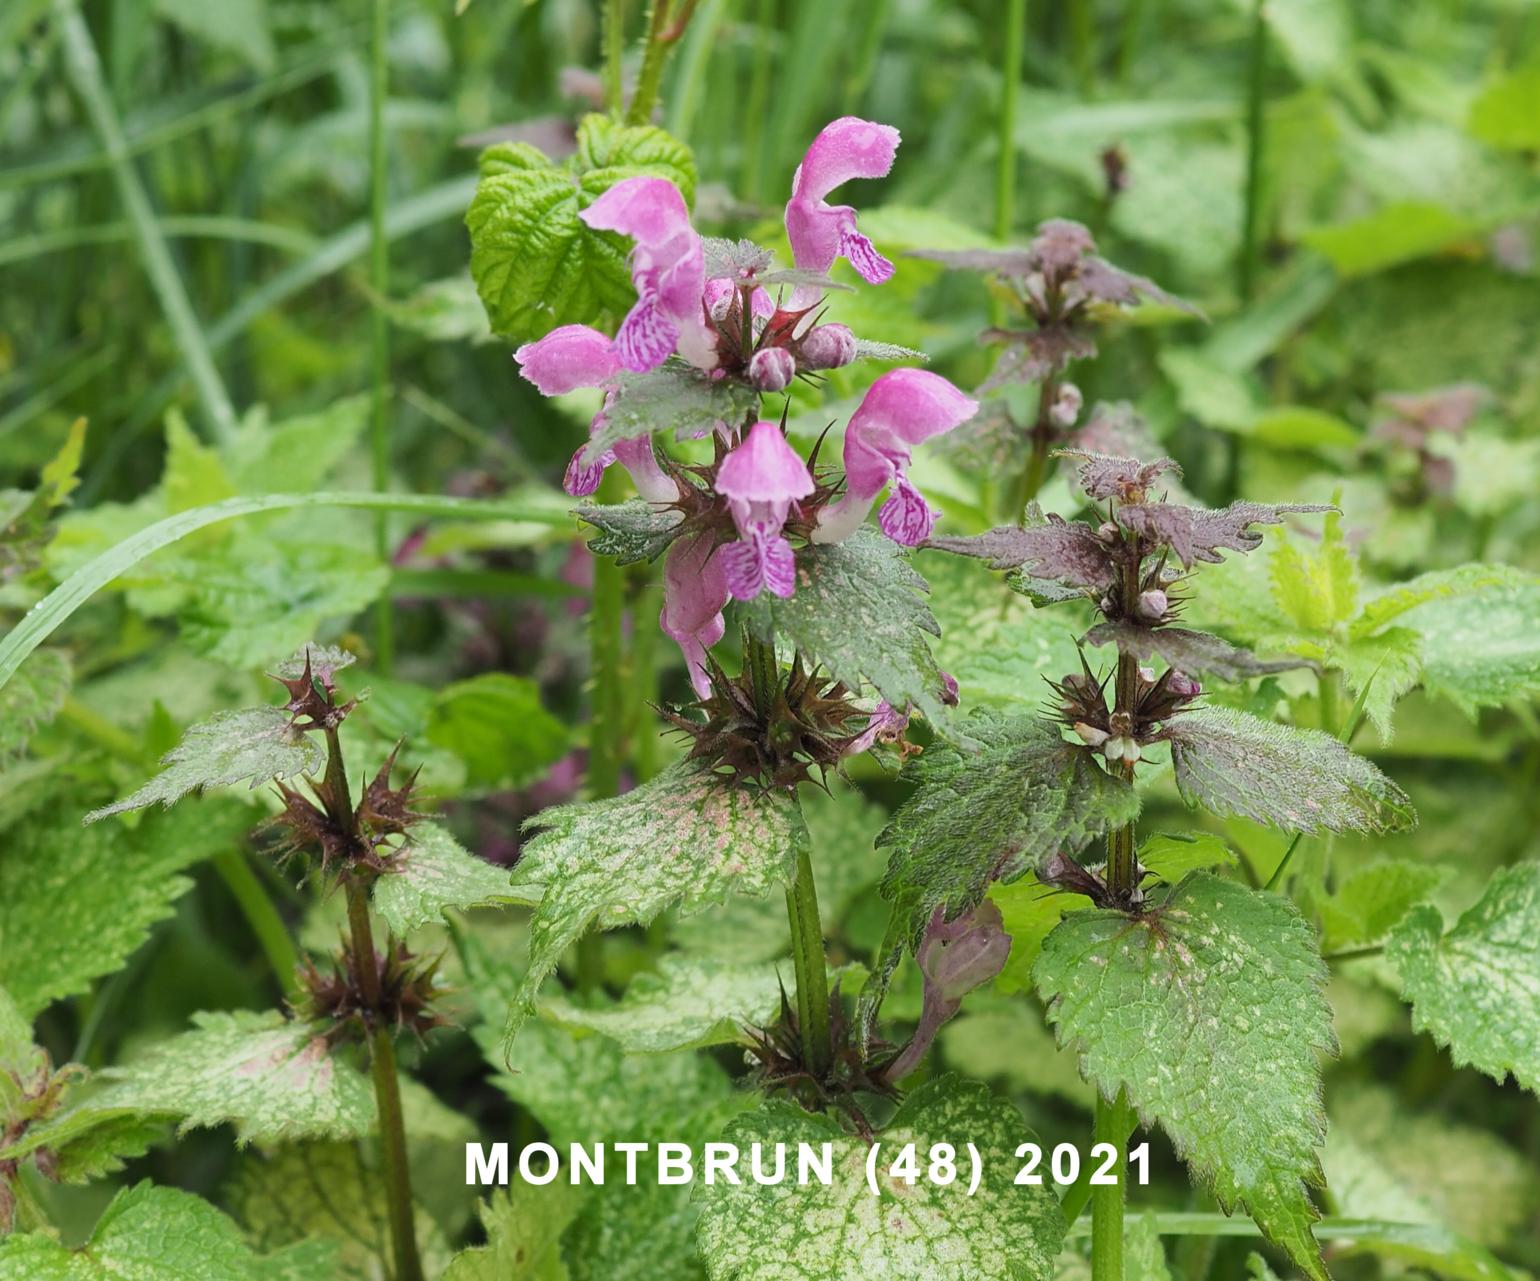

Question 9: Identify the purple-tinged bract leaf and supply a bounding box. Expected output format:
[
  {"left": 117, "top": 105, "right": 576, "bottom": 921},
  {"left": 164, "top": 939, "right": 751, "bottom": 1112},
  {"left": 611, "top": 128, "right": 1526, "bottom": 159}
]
[
  {"left": 927, "top": 508, "right": 1115, "bottom": 589},
  {"left": 1117, "top": 500, "right": 1334, "bottom": 567},
  {"left": 1085, "top": 621, "right": 1307, "bottom": 681}
]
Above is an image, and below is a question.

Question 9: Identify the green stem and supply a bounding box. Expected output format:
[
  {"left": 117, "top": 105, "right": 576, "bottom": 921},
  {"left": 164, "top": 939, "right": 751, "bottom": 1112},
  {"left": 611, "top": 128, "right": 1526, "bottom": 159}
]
[
  {"left": 1010, "top": 372, "right": 1060, "bottom": 522},
  {"left": 603, "top": 0, "right": 627, "bottom": 114},
  {"left": 1090, "top": 1087, "right": 1134, "bottom": 1281},
  {"left": 54, "top": 0, "right": 237, "bottom": 443},
  {"left": 785, "top": 838, "right": 832, "bottom": 1079},
  {"left": 626, "top": 0, "right": 674, "bottom": 125},
  {"left": 214, "top": 851, "right": 300, "bottom": 998},
  {"left": 368, "top": 0, "right": 394, "bottom": 673},
  {"left": 580, "top": 476, "right": 628, "bottom": 992},
  {"left": 1238, "top": 0, "right": 1267, "bottom": 301},
  {"left": 1323, "top": 944, "right": 1384, "bottom": 964},
  {"left": 1317, "top": 667, "right": 1341, "bottom": 738},
  {"left": 995, "top": 0, "right": 1026, "bottom": 243}
]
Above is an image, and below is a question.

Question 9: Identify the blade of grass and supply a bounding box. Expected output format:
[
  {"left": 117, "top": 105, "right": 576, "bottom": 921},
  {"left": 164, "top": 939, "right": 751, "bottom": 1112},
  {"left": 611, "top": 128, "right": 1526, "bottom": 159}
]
[
  {"left": 54, "top": 0, "right": 237, "bottom": 443},
  {"left": 0, "top": 216, "right": 319, "bottom": 268},
  {"left": 1238, "top": 0, "right": 1267, "bottom": 301},
  {"left": 0, "top": 490, "right": 571, "bottom": 692}
]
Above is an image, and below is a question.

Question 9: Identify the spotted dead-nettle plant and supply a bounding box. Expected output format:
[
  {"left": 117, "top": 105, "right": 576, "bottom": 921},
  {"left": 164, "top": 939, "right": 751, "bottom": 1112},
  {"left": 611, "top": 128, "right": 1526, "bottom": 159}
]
[{"left": 855, "top": 451, "right": 1416, "bottom": 1280}]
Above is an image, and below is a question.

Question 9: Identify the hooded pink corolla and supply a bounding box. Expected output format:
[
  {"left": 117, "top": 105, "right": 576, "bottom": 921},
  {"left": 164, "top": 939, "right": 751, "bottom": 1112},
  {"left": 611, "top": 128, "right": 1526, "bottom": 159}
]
[
  {"left": 813, "top": 368, "right": 978, "bottom": 546},
  {"left": 785, "top": 116, "right": 900, "bottom": 287},
  {"left": 580, "top": 177, "right": 716, "bottom": 373},
  {"left": 714, "top": 421, "right": 815, "bottom": 601},
  {"left": 515, "top": 325, "right": 676, "bottom": 503},
  {"left": 660, "top": 528, "right": 729, "bottom": 699}
]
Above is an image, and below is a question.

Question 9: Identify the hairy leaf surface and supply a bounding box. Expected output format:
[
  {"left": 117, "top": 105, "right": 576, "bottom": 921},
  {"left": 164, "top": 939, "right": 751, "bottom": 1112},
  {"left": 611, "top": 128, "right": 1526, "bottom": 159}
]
[
  {"left": 86, "top": 707, "right": 323, "bottom": 821},
  {"left": 505, "top": 763, "right": 805, "bottom": 1043},
  {"left": 741, "top": 527, "right": 949, "bottom": 721},
  {"left": 1035, "top": 874, "right": 1334, "bottom": 1279},
  {"left": 1, "top": 801, "right": 250, "bottom": 1016},
  {"left": 1163, "top": 707, "right": 1415, "bottom": 834},
  {"left": 23, "top": 1011, "right": 374, "bottom": 1151},
  {"left": 373, "top": 823, "right": 536, "bottom": 936},
  {"left": 574, "top": 499, "right": 684, "bottom": 565},
  {"left": 1387, "top": 861, "right": 1540, "bottom": 1093},
  {"left": 541, "top": 954, "right": 803, "bottom": 1053},
  {"left": 695, "top": 1076, "right": 1065, "bottom": 1281},
  {"left": 0, "top": 649, "right": 70, "bottom": 760},
  {"left": 0, "top": 1181, "right": 333, "bottom": 1281}
]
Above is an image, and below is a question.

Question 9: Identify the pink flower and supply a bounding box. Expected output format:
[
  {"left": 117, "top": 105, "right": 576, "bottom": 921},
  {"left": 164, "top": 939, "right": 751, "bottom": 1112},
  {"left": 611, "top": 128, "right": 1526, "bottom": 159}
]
[
  {"left": 515, "top": 325, "right": 675, "bottom": 502},
  {"left": 813, "top": 369, "right": 978, "bottom": 546},
  {"left": 580, "top": 177, "right": 716, "bottom": 373},
  {"left": 659, "top": 529, "right": 729, "bottom": 699},
  {"left": 785, "top": 117, "right": 900, "bottom": 287},
  {"left": 714, "top": 421, "right": 815, "bottom": 600}
]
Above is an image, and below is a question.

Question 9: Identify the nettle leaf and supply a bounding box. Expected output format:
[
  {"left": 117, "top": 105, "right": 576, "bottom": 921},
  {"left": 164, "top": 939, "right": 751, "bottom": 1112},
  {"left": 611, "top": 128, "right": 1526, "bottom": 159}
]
[
  {"left": 1138, "top": 830, "right": 1237, "bottom": 882},
  {"left": 1313, "top": 859, "right": 1447, "bottom": 953},
  {"left": 0, "top": 1181, "right": 332, "bottom": 1281},
  {"left": 740, "top": 527, "right": 949, "bottom": 722},
  {"left": 866, "top": 710, "right": 1137, "bottom": 1028},
  {"left": 672, "top": 779, "right": 888, "bottom": 964},
  {"left": 373, "top": 823, "right": 535, "bottom": 936},
  {"left": 1162, "top": 707, "right": 1415, "bottom": 835},
  {"left": 231, "top": 1141, "right": 452, "bottom": 1281},
  {"left": 172, "top": 537, "right": 390, "bottom": 669},
  {"left": 695, "top": 1076, "right": 1065, "bottom": 1281},
  {"left": 1333, "top": 628, "right": 1423, "bottom": 741},
  {"left": 0, "top": 648, "right": 70, "bottom": 759},
  {"left": 1116, "top": 501, "right": 1332, "bottom": 568},
  {"left": 1386, "top": 861, "right": 1540, "bottom": 1094},
  {"left": 1394, "top": 573, "right": 1540, "bottom": 716},
  {"left": 542, "top": 954, "right": 826, "bottom": 1053},
  {"left": 1268, "top": 510, "right": 1359, "bottom": 632},
  {"left": 927, "top": 510, "right": 1116, "bottom": 590},
  {"left": 425, "top": 672, "right": 569, "bottom": 790},
  {"left": 505, "top": 763, "right": 805, "bottom": 1044},
  {"left": 1323, "top": 1082, "right": 1536, "bottom": 1250},
  {"left": 1085, "top": 621, "right": 1302, "bottom": 681},
  {"left": 1, "top": 800, "right": 251, "bottom": 1017},
  {"left": 86, "top": 706, "right": 324, "bottom": 821},
  {"left": 878, "top": 710, "right": 1138, "bottom": 934},
  {"left": 586, "top": 363, "right": 759, "bottom": 460},
  {"left": 575, "top": 499, "right": 684, "bottom": 564},
  {"left": 1035, "top": 874, "right": 1334, "bottom": 1279},
  {"left": 445, "top": 1181, "right": 580, "bottom": 1281},
  {"left": 22, "top": 1011, "right": 374, "bottom": 1151},
  {"left": 462, "top": 939, "right": 743, "bottom": 1281},
  {"left": 466, "top": 116, "right": 696, "bottom": 341}
]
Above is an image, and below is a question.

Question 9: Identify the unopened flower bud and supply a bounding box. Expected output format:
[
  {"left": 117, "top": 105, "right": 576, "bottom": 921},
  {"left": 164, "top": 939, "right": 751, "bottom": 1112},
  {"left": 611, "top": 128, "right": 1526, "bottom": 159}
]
[
  {"left": 1074, "top": 722, "right": 1109, "bottom": 748},
  {"left": 1103, "top": 735, "right": 1141, "bottom": 764},
  {"left": 940, "top": 671, "right": 960, "bottom": 707},
  {"left": 1167, "top": 670, "right": 1201, "bottom": 700},
  {"left": 917, "top": 902, "right": 1011, "bottom": 1003},
  {"left": 1049, "top": 382, "right": 1083, "bottom": 429},
  {"left": 748, "top": 346, "right": 796, "bottom": 392},
  {"left": 1138, "top": 665, "right": 1156, "bottom": 684},
  {"left": 1097, "top": 521, "right": 1119, "bottom": 541},
  {"left": 798, "top": 323, "right": 858, "bottom": 371},
  {"left": 1137, "top": 589, "right": 1168, "bottom": 622},
  {"left": 1159, "top": 566, "right": 1181, "bottom": 584}
]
